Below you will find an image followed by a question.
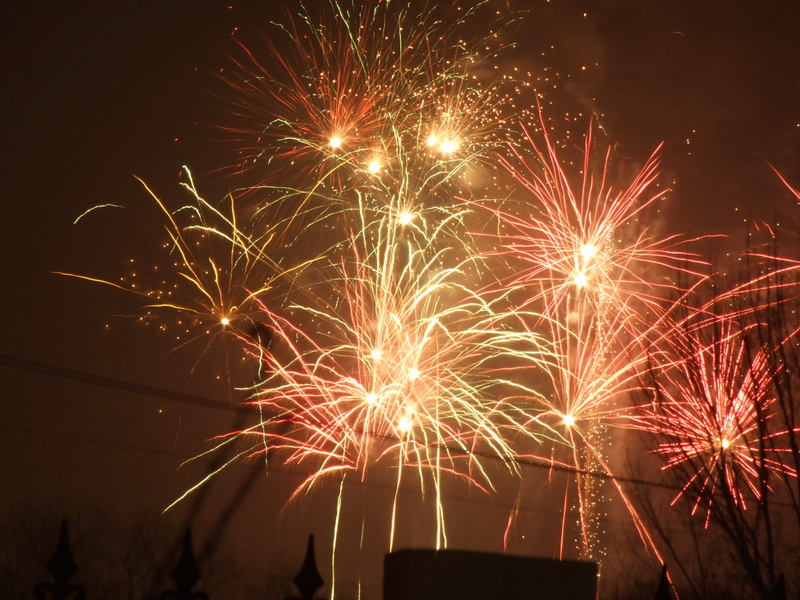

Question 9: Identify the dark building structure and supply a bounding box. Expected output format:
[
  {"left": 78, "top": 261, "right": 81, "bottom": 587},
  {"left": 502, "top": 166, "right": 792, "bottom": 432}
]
[{"left": 384, "top": 548, "right": 598, "bottom": 600}]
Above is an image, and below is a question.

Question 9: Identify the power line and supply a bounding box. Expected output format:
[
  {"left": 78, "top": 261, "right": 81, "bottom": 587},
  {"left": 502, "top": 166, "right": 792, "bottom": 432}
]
[
  {"left": 0, "top": 421, "right": 191, "bottom": 460},
  {"left": 0, "top": 353, "right": 254, "bottom": 414},
  {"left": 3, "top": 353, "right": 797, "bottom": 508}
]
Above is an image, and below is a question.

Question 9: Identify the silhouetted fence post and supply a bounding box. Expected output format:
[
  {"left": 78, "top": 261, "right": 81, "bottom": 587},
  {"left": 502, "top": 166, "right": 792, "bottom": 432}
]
[
  {"left": 34, "top": 519, "right": 86, "bottom": 600},
  {"left": 774, "top": 572, "right": 786, "bottom": 600},
  {"left": 286, "top": 534, "right": 324, "bottom": 600},
  {"left": 158, "top": 528, "right": 209, "bottom": 600},
  {"left": 653, "top": 564, "right": 672, "bottom": 600}
]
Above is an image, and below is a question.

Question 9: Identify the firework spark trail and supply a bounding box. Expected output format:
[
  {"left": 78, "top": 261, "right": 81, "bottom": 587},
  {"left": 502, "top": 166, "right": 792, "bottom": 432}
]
[
  {"left": 58, "top": 169, "right": 319, "bottom": 356},
  {"left": 64, "top": 3, "right": 566, "bottom": 575},
  {"left": 217, "top": 0, "right": 527, "bottom": 201},
  {"left": 622, "top": 169, "right": 800, "bottom": 524},
  {"left": 215, "top": 190, "right": 561, "bottom": 552},
  {"left": 702, "top": 171, "right": 800, "bottom": 331},
  {"left": 459, "top": 115, "right": 715, "bottom": 559},
  {"left": 497, "top": 293, "right": 668, "bottom": 559},
  {"left": 186, "top": 2, "right": 564, "bottom": 550},
  {"left": 632, "top": 313, "right": 799, "bottom": 525},
  {"left": 474, "top": 116, "right": 711, "bottom": 331},
  {"left": 68, "top": 0, "right": 800, "bottom": 586}
]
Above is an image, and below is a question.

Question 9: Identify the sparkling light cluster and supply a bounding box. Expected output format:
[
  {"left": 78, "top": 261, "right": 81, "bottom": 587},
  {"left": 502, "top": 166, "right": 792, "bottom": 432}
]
[
  {"left": 68, "top": 0, "right": 800, "bottom": 581},
  {"left": 636, "top": 316, "right": 796, "bottom": 525}
]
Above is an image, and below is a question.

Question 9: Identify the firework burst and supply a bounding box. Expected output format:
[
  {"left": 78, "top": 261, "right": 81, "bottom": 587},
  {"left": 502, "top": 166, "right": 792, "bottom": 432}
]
[
  {"left": 458, "top": 115, "right": 711, "bottom": 559},
  {"left": 476, "top": 115, "right": 709, "bottom": 331},
  {"left": 196, "top": 192, "right": 559, "bottom": 550},
  {"left": 59, "top": 169, "right": 318, "bottom": 356},
  {"left": 636, "top": 313, "right": 798, "bottom": 524},
  {"left": 66, "top": 1, "right": 800, "bottom": 593},
  {"left": 216, "top": 0, "right": 527, "bottom": 200}
]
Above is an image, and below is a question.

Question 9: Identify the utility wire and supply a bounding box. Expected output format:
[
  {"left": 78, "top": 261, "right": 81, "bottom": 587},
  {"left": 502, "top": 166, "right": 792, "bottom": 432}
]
[
  {"left": 3, "top": 353, "right": 798, "bottom": 508},
  {"left": 0, "top": 353, "right": 254, "bottom": 414}
]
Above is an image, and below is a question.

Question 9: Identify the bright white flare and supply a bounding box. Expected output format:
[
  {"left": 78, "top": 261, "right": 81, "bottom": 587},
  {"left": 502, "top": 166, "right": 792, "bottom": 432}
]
[{"left": 439, "top": 139, "right": 459, "bottom": 154}]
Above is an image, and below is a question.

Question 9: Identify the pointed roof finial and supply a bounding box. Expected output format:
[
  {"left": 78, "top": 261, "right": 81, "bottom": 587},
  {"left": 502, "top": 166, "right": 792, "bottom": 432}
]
[
  {"left": 46, "top": 520, "right": 78, "bottom": 587},
  {"left": 293, "top": 534, "right": 324, "bottom": 600},
  {"left": 170, "top": 527, "right": 202, "bottom": 594},
  {"left": 653, "top": 564, "right": 672, "bottom": 600},
  {"left": 35, "top": 519, "right": 85, "bottom": 600}
]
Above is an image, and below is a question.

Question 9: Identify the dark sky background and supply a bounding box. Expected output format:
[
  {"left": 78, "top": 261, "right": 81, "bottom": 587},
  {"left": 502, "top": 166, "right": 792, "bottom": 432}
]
[{"left": 2, "top": 1, "right": 799, "bottom": 597}]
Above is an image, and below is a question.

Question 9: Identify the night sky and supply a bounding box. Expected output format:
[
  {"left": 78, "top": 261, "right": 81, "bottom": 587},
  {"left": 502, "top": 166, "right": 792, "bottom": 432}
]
[{"left": 2, "top": 1, "right": 799, "bottom": 598}]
